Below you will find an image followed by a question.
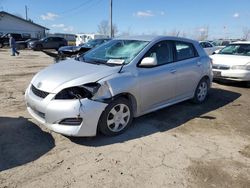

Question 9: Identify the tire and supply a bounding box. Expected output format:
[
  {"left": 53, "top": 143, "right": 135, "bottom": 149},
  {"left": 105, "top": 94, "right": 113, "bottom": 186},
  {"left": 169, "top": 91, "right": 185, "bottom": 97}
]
[
  {"left": 0, "top": 43, "right": 3, "bottom": 48},
  {"left": 192, "top": 78, "right": 209, "bottom": 104},
  {"left": 35, "top": 44, "right": 42, "bottom": 51},
  {"left": 17, "top": 44, "right": 25, "bottom": 50},
  {"left": 98, "top": 98, "right": 133, "bottom": 136},
  {"left": 20, "top": 44, "right": 26, "bottom": 49},
  {"left": 245, "top": 81, "right": 250, "bottom": 87}
]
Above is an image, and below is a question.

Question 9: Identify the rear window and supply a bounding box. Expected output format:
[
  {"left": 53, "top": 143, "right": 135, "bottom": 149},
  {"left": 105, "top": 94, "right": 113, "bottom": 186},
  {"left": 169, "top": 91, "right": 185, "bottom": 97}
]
[{"left": 175, "top": 42, "right": 197, "bottom": 61}]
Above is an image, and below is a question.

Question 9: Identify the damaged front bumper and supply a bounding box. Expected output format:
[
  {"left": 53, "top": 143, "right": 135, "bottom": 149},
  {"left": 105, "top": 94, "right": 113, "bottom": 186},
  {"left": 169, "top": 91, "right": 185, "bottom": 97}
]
[{"left": 25, "top": 85, "right": 108, "bottom": 137}]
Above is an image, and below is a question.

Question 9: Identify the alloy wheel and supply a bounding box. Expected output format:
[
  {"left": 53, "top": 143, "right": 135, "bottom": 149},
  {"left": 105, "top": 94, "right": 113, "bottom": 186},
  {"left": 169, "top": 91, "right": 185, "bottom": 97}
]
[{"left": 197, "top": 81, "right": 208, "bottom": 102}]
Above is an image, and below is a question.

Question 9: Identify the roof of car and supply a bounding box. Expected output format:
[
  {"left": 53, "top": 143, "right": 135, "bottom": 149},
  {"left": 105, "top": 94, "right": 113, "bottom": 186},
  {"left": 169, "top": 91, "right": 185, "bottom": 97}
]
[{"left": 115, "top": 35, "right": 197, "bottom": 43}]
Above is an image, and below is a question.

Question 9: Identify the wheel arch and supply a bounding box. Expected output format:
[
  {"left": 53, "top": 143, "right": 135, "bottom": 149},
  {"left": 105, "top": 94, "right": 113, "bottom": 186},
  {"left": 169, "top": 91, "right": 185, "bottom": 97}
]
[
  {"left": 201, "top": 75, "right": 211, "bottom": 88},
  {"left": 112, "top": 92, "right": 138, "bottom": 117}
]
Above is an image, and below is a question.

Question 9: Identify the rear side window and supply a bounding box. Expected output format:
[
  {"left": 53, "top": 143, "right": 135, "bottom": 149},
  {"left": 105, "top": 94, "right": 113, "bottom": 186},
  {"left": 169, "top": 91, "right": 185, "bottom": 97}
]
[
  {"left": 205, "top": 42, "right": 213, "bottom": 48},
  {"left": 175, "top": 41, "right": 197, "bottom": 61},
  {"left": 53, "top": 37, "right": 60, "bottom": 41}
]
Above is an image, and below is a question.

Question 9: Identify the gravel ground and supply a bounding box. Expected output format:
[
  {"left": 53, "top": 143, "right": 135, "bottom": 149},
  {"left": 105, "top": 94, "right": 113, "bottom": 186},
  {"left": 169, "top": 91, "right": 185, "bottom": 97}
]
[{"left": 0, "top": 49, "right": 250, "bottom": 188}]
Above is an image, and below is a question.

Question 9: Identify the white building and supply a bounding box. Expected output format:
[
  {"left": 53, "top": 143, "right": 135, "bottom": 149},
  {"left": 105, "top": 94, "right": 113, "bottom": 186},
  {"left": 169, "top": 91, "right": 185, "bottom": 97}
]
[
  {"left": 48, "top": 33, "right": 76, "bottom": 42},
  {"left": 75, "top": 33, "right": 109, "bottom": 46},
  {"left": 0, "top": 11, "right": 49, "bottom": 38}
]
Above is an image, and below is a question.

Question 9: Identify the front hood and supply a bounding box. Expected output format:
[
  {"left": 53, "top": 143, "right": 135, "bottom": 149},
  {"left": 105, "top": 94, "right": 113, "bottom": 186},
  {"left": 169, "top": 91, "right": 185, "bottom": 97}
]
[
  {"left": 210, "top": 54, "right": 250, "bottom": 66},
  {"left": 59, "top": 46, "right": 80, "bottom": 52},
  {"left": 31, "top": 59, "right": 119, "bottom": 93},
  {"left": 29, "top": 41, "right": 40, "bottom": 45}
]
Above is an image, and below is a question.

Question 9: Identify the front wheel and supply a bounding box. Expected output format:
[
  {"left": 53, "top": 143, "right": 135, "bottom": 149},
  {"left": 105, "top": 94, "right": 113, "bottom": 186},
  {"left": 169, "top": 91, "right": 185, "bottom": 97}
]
[
  {"left": 192, "top": 78, "right": 209, "bottom": 104},
  {"left": 98, "top": 98, "right": 133, "bottom": 136},
  {"left": 35, "top": 44, "right": 42, "bottom": 51}
]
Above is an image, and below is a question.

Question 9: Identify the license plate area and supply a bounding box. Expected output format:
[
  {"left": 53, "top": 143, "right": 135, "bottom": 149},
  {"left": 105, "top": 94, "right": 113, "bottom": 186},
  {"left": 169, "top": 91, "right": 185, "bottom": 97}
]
[{"left": 213, "top": 71, "right": 221, "bottom": 77}]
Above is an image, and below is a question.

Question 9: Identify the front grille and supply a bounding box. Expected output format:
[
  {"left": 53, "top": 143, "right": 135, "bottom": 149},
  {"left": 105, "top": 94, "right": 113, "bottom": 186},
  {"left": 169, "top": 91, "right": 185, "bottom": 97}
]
[
  {"left": 212, "top": 64, "right": 230, "bottom": 70},
  {"left": 31, "top": 85, "right": 49, "bottom": 98}
]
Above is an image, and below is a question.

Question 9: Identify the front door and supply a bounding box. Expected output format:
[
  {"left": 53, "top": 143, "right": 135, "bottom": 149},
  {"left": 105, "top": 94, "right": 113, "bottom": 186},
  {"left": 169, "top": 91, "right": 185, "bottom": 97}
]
[{"left": 137, "top": 41, "right": 177, "bottom": 113}]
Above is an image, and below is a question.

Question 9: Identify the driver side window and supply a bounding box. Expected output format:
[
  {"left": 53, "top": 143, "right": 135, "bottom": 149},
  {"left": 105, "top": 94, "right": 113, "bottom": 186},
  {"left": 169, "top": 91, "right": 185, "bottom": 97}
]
[{"left": 144, "top": 41, "right": 173, "bottom": 66}]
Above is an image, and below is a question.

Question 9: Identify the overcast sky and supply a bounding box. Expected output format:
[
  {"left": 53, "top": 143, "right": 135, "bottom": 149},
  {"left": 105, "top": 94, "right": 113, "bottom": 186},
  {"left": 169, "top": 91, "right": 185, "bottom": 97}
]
[{"left": 1, "top": 0, "right": 250, "bottom": 39}]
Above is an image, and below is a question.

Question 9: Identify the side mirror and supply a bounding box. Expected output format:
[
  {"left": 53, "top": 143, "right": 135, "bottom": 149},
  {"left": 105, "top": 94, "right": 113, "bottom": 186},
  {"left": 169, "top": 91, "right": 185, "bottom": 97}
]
[{"left": 140, "top": 57, "right": 157, "bottom": 67}]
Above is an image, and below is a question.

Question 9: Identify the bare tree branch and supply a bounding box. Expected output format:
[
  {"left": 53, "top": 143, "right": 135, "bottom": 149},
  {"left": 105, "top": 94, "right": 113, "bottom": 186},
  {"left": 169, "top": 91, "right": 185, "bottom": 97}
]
[
  {"left": 242, "top": 27, "right": 250, "bottom": 40},
  {"left": 97, "top": 20, "right": 118, "bottom": 37}
]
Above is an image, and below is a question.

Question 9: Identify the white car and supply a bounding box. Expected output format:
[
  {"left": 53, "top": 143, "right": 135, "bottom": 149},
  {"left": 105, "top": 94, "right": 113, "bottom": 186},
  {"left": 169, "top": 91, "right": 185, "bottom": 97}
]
[
  {"left": 199, "top": 41, "right": 218, "bottom": 55},
  {"left": 211, "top": 41, "right": 250, "bottom": 82}
]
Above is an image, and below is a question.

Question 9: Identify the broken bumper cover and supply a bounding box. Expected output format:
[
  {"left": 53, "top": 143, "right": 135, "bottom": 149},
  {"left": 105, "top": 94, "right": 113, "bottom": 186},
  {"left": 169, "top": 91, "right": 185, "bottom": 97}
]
[{"left": 25, "top": 85, "right": 107, "bottom": 137}]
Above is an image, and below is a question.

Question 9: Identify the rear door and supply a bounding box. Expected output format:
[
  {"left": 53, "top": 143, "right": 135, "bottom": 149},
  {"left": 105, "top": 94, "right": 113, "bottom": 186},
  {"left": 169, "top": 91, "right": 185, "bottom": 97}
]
[
  {"left": 173, "top": 41, "right": 202, "bottom": 100},
  {"left": 42, "top": 38, "right": 52, "bottom": 49}
]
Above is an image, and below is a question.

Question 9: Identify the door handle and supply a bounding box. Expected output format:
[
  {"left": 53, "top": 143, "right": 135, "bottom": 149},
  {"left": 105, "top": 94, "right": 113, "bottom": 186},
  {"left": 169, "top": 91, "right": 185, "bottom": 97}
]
[{"left": 170, "top": 69, "right": 177, "bottom": 74}]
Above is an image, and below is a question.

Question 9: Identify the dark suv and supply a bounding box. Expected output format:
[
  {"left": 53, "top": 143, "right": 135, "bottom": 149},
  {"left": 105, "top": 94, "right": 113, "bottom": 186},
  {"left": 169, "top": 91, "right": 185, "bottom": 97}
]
[
  {"left": 0, "top": 33, "right": 28, "bottom": 48},
  {"left": 29, "top": 37, "right": 67, "bottom": 50}
]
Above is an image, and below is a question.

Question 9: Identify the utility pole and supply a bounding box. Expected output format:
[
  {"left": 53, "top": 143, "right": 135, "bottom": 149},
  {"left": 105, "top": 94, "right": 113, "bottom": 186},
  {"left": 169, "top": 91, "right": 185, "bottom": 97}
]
[
  {"left": 25, "top": 5, "right": 28, "bottom": 20},
  {"left": 109, "top": 0, "right": 113, "bottom": 38}
]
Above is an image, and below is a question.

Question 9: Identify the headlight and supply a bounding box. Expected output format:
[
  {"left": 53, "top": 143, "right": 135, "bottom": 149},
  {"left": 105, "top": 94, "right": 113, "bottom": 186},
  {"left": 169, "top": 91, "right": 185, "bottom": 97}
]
[
  {"left": 54, "top": 86, "right": 92, "bottom": 99},
  {"left": 231, "top": 63, "right": 250, "bottom": 70},
  {"left": 54, "top": 82, "right": 112, "bottom": 100}
]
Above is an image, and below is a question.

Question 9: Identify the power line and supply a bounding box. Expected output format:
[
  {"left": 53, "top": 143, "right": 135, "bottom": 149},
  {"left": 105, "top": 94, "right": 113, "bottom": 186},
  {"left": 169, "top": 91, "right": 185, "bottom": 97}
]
[{"left": 58, "top": 0, "right": 93, "bottom": 15}]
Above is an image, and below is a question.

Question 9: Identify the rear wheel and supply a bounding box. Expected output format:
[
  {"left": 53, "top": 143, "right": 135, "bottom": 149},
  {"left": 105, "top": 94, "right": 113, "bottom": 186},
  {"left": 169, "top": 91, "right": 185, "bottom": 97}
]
[
  {"left": 192, "top": 78, "right": 209, "bottom": 104},
  {"left": 98, "top": 98, "right": 133, "bottom": 136}
]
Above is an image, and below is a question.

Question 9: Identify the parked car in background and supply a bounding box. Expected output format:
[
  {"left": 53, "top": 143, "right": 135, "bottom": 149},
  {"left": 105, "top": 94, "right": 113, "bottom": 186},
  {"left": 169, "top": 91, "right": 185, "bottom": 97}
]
[
  {"left": 0, "top": 33, "right": 29, "bottom": 48},
  {"left": 58, "top": 38, "right": 110, "bottom": 58},
  {"left": 75, "top": 33, "right": 109, "bottom": 46},
  {"left": 211, "top": 41, "right": 250, "bottom": 82},
  {"left": 25, "top": 36, "right": 212, "bottom": 137},
  {"left": 28, "top": 37, "right": 67, "bottom": 50},
  {"left": 16, "top": 38, "right": 39, "bottom": 49},
  {"left": 212, "top": 40, "right": 232, "bottom": 50},
  {"left": 199, "top": 41, "right": 218, "bottom": 55}
]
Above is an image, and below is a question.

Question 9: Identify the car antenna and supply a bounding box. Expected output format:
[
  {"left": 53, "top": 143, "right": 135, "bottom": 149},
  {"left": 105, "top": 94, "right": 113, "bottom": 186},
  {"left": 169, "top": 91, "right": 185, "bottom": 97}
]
[{"left": 118, "top": 62, "right": 125, "bottom": 73}]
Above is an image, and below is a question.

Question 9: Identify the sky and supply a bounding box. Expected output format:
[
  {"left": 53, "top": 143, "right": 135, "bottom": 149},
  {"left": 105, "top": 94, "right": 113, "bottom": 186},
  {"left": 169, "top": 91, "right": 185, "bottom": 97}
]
[{"left": 0, "top": 0, "right": 250, "bottom": 39}]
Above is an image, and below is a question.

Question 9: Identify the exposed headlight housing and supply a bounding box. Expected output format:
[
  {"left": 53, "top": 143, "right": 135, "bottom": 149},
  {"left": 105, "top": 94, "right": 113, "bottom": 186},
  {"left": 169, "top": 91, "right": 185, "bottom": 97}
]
[
  {"left": 231, "top": 63, "right": 250, "bottom": 70},
  {"left": 54, "top": 86, "right": 92, "bottom": 99},
  {"left": 54, "top": 82, "right": 112, "bottom": 100}
]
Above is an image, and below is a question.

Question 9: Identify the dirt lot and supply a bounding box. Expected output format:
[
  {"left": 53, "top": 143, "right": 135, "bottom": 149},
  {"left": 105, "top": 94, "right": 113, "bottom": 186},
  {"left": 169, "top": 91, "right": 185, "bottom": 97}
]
[{"left": 0, "top": 49, "right": 250, "bottom": 188}]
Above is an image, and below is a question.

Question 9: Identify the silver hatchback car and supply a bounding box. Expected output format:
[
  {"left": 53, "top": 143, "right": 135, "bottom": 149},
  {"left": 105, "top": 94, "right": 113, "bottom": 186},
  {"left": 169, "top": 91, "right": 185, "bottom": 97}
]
[{"left": 25, "top": 36, "right": 212, "bottom": 137}]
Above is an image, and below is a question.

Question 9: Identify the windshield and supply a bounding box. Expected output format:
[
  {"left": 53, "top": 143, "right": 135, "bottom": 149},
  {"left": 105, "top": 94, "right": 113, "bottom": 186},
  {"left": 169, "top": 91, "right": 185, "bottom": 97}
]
[
  {"left": 219, "top": 44, "right": 250, "bottom": 56},
  {"left": 81, "top": 39, "right": 149, "bottom": 65}
]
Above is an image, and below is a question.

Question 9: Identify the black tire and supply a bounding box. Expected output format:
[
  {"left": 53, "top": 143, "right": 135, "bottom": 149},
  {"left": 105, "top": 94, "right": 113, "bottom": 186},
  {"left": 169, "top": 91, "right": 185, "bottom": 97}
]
[
  {"left": 20, "top": 44, "right": 26, "bottom": 49},
  {"left": 35, "top": 44, "right": 42, "bottom": 51},
  {"left": 98, "top": 98, "right": 133, "bottom": 136},
  {"left": 192, "top": 78, "right": 209, "bottom": 104},
  {"left": 0, "top": 43, "right": 3, "bottom": 48},
  {"left": 245, "top": 81, "right": 250, "bottom": 87},
  {"left": 17, "top": 44, "right": 25, "bottom": 50}
]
